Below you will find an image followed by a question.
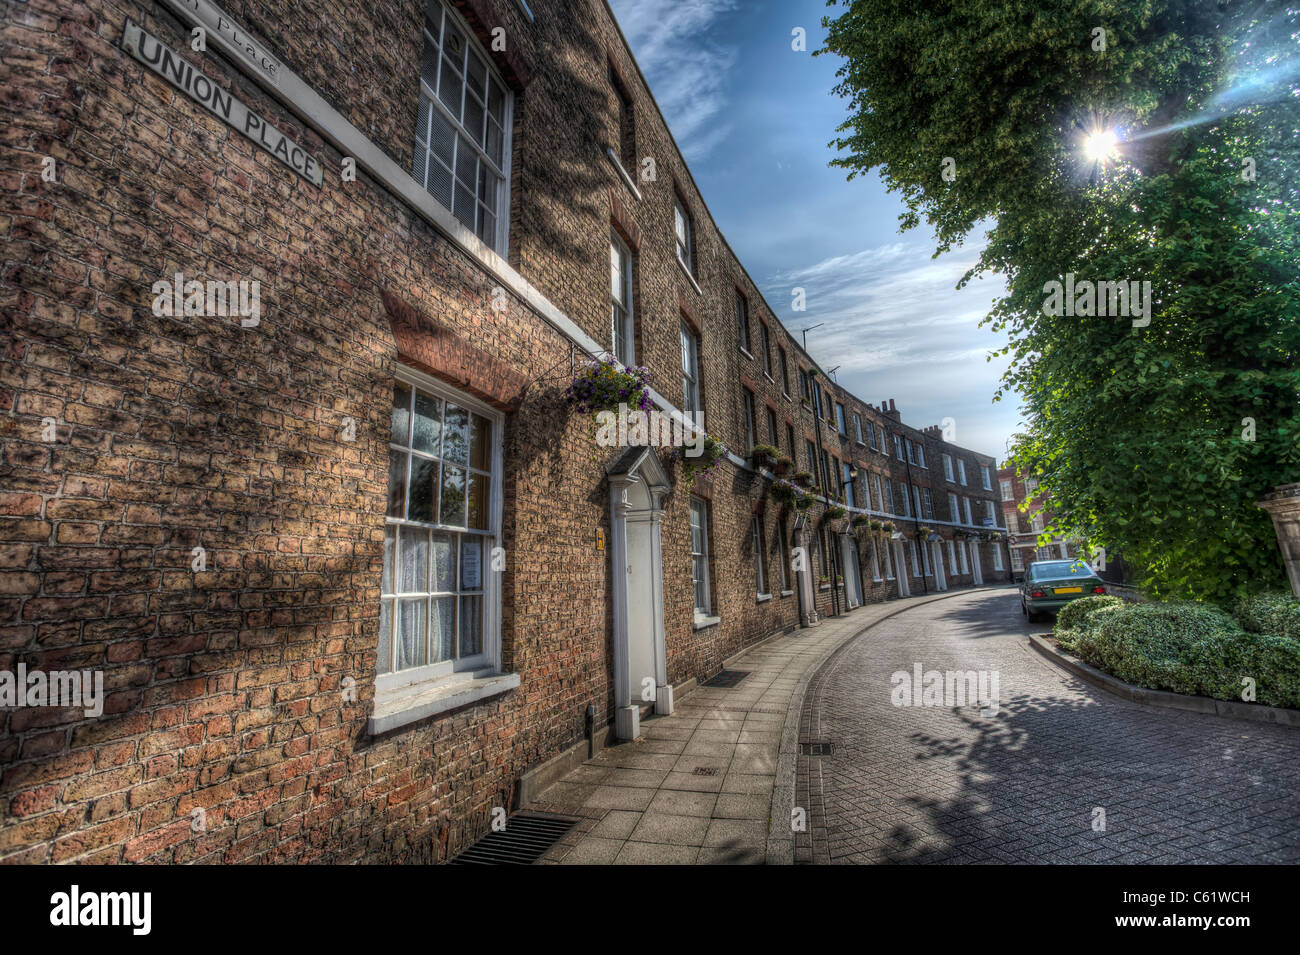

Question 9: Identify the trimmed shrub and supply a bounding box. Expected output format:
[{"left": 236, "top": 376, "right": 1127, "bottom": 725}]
[
  {"left": 1068, "top": 602, "right": 1300, "bottom": 709},
  {"left": 1234, "top": 592, "right": 1300, "bottom": 642},
  {"left": 1055, "top": 594, "right": 1123, "bottom": 646}
]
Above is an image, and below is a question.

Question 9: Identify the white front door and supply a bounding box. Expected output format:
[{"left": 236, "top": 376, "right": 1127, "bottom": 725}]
[
  {"left": 609, "top": 450, "right": 671, "bottom": 741},
  {"left": 892, "top": 540, "right": 910, "bottom": 597},
  {"left": 840, "top": 535, "right": 862, "bottom": 608}
]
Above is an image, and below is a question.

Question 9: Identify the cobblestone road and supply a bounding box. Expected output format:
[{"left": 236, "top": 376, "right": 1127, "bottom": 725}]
[{"left": 795, "top": 588, "right": 1300, "bottom": 863}]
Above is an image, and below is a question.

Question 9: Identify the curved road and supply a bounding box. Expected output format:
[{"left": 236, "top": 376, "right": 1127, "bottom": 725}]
[{"left": 794, "top": 588, "right": 1300, "bottom": 864}]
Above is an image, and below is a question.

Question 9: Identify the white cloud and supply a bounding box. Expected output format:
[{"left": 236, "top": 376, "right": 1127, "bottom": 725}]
[{"left": 608, "top": 0, "right": 739, "bottom": 160}]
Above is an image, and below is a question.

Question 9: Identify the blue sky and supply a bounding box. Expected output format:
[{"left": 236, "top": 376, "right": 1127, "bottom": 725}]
[{"left": 608, "top": 0, "right": 1024, "bottom": 461}]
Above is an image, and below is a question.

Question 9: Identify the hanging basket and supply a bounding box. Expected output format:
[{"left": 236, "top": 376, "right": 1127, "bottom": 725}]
[
  {"left": 565, "top": 358, "right": 651, "bottom": 416},
  {"left": 679, "top": 434, "right": 728, "bottom": 488}
]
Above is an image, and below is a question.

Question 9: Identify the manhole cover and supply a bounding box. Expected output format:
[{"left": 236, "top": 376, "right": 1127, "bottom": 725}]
[
  {"left": 701, "top": 669, "right": 750, "bottom": 688},
  {"left": 800, "top": 741, "right": 834, "bottom": 757}
]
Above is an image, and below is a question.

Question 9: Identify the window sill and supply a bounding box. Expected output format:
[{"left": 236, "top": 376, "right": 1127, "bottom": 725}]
[
  {"left": 368, "top": 669, "right": 520, "bottom": 735},
  {"left": 677, "top": 256, "right": 702, "bottom": 295},
  {"left": 738, "top": 346, "right": 754, "bottom": 361},
  {"left": 693, "top": 614, "right": 721, "bottom": 631},
  {"left": 756, "top": 593, "right": 772, "bottom": 603},
  {"left": 606, "top": 147, "right": 642, "bottom": 201},
  {"left": 764, "top": 373, "right": 775, "bottom": 385},
  {"left": 779, "top": 589, "right": 793, "bottom": 598},
  {"left": 782, "top": 392, "right": 791, "bottom": 401}
]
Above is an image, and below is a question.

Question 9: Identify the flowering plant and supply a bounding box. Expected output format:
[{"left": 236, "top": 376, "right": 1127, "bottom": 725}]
[
  {"left": 680, "top": 434, "right": 728, "bottom": 487},
  {"left": 566, "top": 358, "right": 651, "bottom": 415}
]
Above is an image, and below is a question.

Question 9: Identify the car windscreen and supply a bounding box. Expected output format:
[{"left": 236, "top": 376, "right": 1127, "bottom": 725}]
[{"left": 1029, "top": 561, "right": 1091, "bottom": 579}]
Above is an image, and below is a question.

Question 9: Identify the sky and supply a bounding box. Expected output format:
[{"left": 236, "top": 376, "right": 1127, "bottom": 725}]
[{"left": 607, "top": 0, "right": 1025, "bottom": 462}]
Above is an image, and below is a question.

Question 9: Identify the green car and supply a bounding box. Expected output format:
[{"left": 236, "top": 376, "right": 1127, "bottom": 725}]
[{"left": 1020, "top": 559, "right": 1107, "bottom": 622}]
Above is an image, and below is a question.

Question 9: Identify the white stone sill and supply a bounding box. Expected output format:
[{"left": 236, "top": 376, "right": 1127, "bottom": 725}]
[
  {"left": 368, "top": 669, "right": 520, "bottom": 735},
  {"left": 693, "top": 614, "right": 721, "bottom": 630},
  {"left": 677, "top": 256, "right": 702, "bottom": 295}
]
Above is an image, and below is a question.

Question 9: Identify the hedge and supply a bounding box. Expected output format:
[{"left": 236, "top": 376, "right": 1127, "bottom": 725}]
[
  {"left": 1056, "top": 601, "right": 1300, "bottom": 709},
  {"left": 1054, "top": 595, "right": 1123, "bottom": 650},
  {"left": 1234, "top": 592, "right": 1300, "bottom": 642}
]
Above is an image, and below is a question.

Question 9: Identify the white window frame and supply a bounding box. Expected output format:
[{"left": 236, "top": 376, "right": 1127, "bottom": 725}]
[
  {"left": 908, "top": 539, "right": 920, "bottom": 576},
  {"left": 674, "top": 195, "right": 694, "bottom": 275},
  {"left": 948, "top": 492, "right": 959, "bottom": 522},
  {"left": 943, "top": 453, "right": 954, "bottom": 482},
  {"left": 380, "top": 367, "right": 504, "bottom": 694},
  {"left": 415, "top": 0, "right": 514, "bottom": 256},
  {"left": 742, "top": 388, "right": 756, "bottom": 452},
  {"left": 871, "top": 474, "right": 883, "bottom": 512},
  {"left": 836, "top": 404, "right": 847, "bottom": 435},
  {"left": 883, "top": 478, "right": 894, "bottom": 516},
  {"left": 894, "top": 434, "right": 904, "bottom": 460},
  {"left": 948, "top": 539, "right": 958, "bottom": 575},
  {"left": 959, "top": 541, "right": 970, "bottom": 574},
  {"left": 752, "top": 516, "right": 769, "bottom": 598},
  {"left": 1011, "top": 548, "right": 1024, "bottom": 571},
  {"left": 981, "top": 465, "right": 992, "bottom": 491},
  {"left": 776, "top": 521, "right": 791, "bottom": 593},
  {"left": 681, "top": 321, "right": 700, "bottom": 425},
  {"left": 963, "top": 497, "right": 973, "bottom": 526},
  {"left": 883, "top": 537, "right": 895, "bottom": 579},
  {"left": 1000, "top": 479, "right": 1013, "bottom": 501},
  {"left": 957, "top": 459, "right": 968, "bottom": 485},
  {"left": 610, "top": 231, "right": 634, "bottom": 366},
  {"left": 992, "top": 546, "right": 1004, "bottom": 571},
  {"left": 870, "top": 539, "right": 883, "bottom": 581},
  {"left": 690, "top": 498, "right": 712, "bottom": 617}
]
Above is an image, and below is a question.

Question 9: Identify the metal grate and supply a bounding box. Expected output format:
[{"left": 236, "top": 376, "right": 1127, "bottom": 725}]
[
  {"left": 800, "top": 741, "right": 834, "bottom": 757},
  {"left": 692, "top": 766, "right": 721, "bottom": 776},
  {"left": 701, "top": 669, "right": 750, "bottom": 688},
  {"left": 450, "top": 812, "right": 578, "bottom": 865}
]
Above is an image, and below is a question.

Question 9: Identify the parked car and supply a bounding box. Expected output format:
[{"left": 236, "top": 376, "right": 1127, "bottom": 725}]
[{"left": 1020, "top": 559, "right": 1106, "bottom": 622}]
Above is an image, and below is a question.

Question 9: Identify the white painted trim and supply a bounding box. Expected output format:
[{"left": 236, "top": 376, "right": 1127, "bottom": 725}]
[{"left": 606, "top": 147, "right": 642, "bottom": 200}]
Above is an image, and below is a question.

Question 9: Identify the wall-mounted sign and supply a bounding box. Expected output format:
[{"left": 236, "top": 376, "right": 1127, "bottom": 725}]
[
  {"left": 159, "top": 0, "right": 282, "bottom": 86},
  {"left": 121, "top": 19, "right": 322, "bottom": 186}
]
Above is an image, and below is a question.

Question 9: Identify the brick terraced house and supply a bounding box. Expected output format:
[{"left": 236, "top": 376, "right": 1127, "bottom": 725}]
[
  {"left": 997, "top": 465, "right": 1078, "bottom": 577},
  {"left": 0, "top": 0, "right": 1009, "bottom": 862}
]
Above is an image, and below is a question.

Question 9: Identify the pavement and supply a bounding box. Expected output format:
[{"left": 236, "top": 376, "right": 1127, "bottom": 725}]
[
  {"left": 526, "top": 588, "right": 974, "bottom": 864},
  {"left": 795, "top": 587, "right": 1300, "bottom": 863}
]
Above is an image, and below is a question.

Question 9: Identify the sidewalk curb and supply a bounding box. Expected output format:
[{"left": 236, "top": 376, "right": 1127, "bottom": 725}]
[
  {"left": 766, "top": 585, "right": 1011, "bottom": 864},
  {"left": 1027, "top": 633, "right": 1300, "bottom": 728}
]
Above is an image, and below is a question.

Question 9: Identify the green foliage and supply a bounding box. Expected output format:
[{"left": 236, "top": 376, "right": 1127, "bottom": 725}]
[
  {"left": 1054, "top": 594, "right": 1123, "bottom": 648},
  {"left": 1068, "top": 602, "right": 1300, "bottom": 707},
  {"left": 1234, "top": 592, "right": 1300, "bottom": 642},
  {"left": 821, "top": 0, "right": 1300, "bottom": 602}
]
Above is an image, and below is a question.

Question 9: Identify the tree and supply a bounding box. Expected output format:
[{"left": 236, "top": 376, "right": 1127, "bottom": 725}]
[{"left": 821, "top": 0, "right": 1300, "bottom": 602}]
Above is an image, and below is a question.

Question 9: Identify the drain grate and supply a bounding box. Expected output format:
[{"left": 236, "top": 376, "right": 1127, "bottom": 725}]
[
  {"left": 692, "top": 766, "right": 721, "bottom": 776},
  {"left": 800, "top": 741, "right": 834, "bottom": 757},
  {"left": 701, "top": 669, "right": 750, "bottom": 688},
  {"left": 450, "top": 812, "right": 578, "bottom": 865}
]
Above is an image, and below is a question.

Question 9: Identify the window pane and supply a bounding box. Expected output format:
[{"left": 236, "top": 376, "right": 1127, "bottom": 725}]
[
  {"left": 399, "top": 526, "right": 429, "bottom": 593},
  {"left": 459, "top": 594, "right": 482, "bottom": 657},
  {"left": 460, "top": 536, "right": 483, "bottom": 590},
  {"left": 439, "top": 54, "right": 463, "bottom": 117},
  {"left": 443, "top": 404, "right": 469, "bottom": 465},
  {"left": 464, "top": 96, "right": 485, "bottom": 149},
  {"left": 431, "top": 531, "right": 456, "bottom": 592},
  {"left": 421, "top": 41, "right": 439, "bottom": 92},
  {"left": 485, "top": 118, "right": 503, "bottom": 167},
  {"left": 431, "top": 595, "right": 456, "bottom": 662},
  {"left": 440, "top": 465, "right": 467, "bottom": 525},
  {"left": 378, "top": 598, "right": 392, "bottom": 674},
  {"left": 387, "top": 451, "right": 407, "bottom": 518},
  {"left": 469, "top": 413, "right": 491, "bottom": 471},
  {"left": 413, "top": 391, "right": 442, "bottom": 454},
  {"left": 454, "top": 182, "right": 476, "bottom": 229},
  {"left": 429, "top": 107, "right": 456, "bottom": 167},
  {"left": 467, "top": 471, "right": 488, "bottom": 530},
  {"left": 396, "top": 598, "right": 427, "bottom": 669},
  {"left": 487, "top": 80, "right": 505, "bottom": 126},
  {"left": 391, "top": 384, "right": 412, "bottom": 444},
  {"left": 407, "top": 457, "right": 439, "bottom": 523},
  {"left": 382, "top": 525, "right": 395, "bottom": 594},
  {"left": 466, "top": 52, "right": 487, "bottom": 103}
]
